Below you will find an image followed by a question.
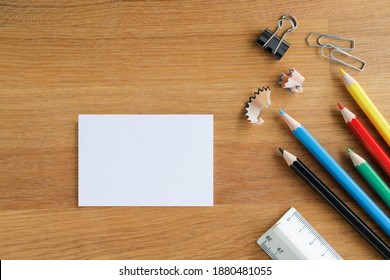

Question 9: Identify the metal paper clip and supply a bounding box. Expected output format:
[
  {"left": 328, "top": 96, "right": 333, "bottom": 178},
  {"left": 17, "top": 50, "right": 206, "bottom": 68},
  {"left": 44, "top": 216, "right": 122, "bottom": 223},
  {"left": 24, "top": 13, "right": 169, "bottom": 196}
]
[
  {"left": 256, "top": 14, "right": 298, "bottom": 60},
  {"left": 320, "top": 44, "right": 366, "bottom": 71},
  {"left": 307, "top": 32, "right": 355, "bottom": 50}
]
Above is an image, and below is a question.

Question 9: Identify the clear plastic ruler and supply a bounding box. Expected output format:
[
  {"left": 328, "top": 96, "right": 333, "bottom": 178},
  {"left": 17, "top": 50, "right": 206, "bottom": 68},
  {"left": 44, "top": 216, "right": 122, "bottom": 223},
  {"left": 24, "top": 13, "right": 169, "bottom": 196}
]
[{"left": 257, "top": 207, "right": 342, "bottom": 260}]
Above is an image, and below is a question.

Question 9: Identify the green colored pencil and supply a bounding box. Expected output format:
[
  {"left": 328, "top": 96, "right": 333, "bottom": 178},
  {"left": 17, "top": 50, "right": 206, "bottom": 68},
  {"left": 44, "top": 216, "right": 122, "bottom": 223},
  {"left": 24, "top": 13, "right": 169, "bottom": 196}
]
[{"left": 347, "top": 148, "right": 390, "bottom": 208}]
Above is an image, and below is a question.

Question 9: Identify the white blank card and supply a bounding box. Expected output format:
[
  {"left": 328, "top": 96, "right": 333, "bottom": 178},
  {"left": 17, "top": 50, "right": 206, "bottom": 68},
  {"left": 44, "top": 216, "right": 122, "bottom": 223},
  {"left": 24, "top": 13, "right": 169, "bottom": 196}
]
[{"left": 78, "top": 115, "right": 213, "bottom": 206}]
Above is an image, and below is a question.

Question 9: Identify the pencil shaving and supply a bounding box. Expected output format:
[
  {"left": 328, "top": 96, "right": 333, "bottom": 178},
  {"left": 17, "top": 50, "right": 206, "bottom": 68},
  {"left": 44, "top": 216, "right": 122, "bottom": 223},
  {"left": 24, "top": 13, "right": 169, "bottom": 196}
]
[
  {"left": 244, "top": 87, "right": 271, "bottom": 125},
  {"left": 278, "top": 68, "right": 304, "bottom": 93}
]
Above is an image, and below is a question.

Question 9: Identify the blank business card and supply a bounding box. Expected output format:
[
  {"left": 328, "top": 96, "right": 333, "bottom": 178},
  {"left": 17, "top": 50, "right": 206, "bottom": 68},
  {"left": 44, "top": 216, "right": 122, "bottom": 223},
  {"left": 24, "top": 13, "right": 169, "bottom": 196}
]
[{"left": 78, "top": 114, "right": 213, "bottom": 206}]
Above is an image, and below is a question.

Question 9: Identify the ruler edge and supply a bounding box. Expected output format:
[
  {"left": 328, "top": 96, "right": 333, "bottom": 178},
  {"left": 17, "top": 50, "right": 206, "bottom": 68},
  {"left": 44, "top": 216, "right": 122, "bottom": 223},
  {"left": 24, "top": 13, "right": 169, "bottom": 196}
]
[{"left": 257, "top": 207, "right": 343, "bottom": 260}]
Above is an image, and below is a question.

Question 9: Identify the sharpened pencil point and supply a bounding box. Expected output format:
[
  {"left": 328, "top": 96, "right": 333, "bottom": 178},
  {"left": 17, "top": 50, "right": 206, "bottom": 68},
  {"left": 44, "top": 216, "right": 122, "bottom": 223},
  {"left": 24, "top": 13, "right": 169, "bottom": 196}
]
[
  {"left": 347, "top": 148, "right": 366, "bottom": 166},
  {"left": 280, "top": 149, "right": 297, "bottom": 166},
  {"left": 279, "top": 148, "right": 284, "bottom": 155},
  {"left": 339, "top": 68, "right": 346, "bottom": 75},
  {"left": 279, "top": 110, "right": 301, "bottom": 131},
  {"left": 337, "top": 102, "right": 345, "bottom": 110}
]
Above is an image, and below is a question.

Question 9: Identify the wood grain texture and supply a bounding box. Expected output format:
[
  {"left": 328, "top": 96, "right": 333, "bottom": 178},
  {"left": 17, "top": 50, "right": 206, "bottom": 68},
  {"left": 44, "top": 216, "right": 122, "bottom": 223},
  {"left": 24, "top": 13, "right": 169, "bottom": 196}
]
[{"left": 0, "top": 0, "right": 389, "bottom": 259}]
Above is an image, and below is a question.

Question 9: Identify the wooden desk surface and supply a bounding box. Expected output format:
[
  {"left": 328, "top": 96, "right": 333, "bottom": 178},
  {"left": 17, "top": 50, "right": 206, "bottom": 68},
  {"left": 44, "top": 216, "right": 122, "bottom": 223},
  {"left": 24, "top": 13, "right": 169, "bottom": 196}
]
[{"left": 1, "top": 0, "right": 389, "bottom": 260}]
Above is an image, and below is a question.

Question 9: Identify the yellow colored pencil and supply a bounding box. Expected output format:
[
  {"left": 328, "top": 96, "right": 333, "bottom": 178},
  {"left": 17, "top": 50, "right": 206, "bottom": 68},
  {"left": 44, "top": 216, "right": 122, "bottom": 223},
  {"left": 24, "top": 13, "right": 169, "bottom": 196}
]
[{"left": 339, "top": 68, "right": 390, "bottom": 146}]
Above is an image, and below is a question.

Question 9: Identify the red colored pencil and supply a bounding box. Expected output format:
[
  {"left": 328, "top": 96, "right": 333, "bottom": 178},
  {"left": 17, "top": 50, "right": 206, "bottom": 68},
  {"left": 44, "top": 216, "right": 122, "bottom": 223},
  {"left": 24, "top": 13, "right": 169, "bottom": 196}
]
[{"left": 338, "top": 102, "right": 390, "bottom": 177}]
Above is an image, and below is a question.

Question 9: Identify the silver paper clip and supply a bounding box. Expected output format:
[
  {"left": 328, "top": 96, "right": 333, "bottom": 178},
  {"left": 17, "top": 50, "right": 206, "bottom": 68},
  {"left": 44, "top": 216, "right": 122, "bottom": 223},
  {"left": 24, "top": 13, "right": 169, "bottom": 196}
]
[
  {"left": 320, "top": 44, "right": 366, "bottom": 71},
  {"left": 307, "top": 32, "right": 355, "bottom": 50}
]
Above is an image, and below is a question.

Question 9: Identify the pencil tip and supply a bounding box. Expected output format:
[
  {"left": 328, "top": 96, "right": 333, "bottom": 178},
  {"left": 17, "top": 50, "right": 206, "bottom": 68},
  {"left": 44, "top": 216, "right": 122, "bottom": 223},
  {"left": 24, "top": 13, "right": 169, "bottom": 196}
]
[
  {"left": 278, "top": 147, "right": 284, "bottom": 155},
  {"left": 339, "top": 68, "right": 346, "bottom": 75},
  {"left": 346, "top": 148, "right": 365, "bottom": 166},
  {"left": 337, "top": 102, "right": 344, "bottom": 110},
  {"left": 279, "top": 109, "right": 285, "bottom": 115}
]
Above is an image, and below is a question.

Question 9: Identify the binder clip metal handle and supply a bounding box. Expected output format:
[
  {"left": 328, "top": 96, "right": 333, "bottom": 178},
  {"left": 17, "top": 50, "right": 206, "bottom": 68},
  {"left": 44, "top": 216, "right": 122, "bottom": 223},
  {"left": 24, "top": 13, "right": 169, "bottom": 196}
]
[{"left": 256, "top": 14, "right": 298, "bottom": 60}]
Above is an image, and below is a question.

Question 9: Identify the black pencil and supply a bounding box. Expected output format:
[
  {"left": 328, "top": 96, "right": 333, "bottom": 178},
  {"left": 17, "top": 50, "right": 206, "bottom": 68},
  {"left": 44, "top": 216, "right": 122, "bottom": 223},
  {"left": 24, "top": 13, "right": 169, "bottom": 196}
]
[{"left": 279, "top": 148, "right": 390, "bottom": 259}]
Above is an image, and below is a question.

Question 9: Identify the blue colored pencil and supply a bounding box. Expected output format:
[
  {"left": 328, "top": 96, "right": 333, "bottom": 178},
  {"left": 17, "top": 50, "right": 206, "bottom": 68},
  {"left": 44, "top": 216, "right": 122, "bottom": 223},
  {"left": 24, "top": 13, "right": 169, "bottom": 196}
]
[{"left": 279, "top": 109, "right": 390, "bottom": 236}]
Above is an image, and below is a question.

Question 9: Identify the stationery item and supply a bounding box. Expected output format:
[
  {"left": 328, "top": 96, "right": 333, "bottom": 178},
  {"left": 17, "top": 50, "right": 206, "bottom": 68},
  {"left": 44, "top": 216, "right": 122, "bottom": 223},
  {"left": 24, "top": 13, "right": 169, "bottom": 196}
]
[
  {"left": 257, "top": 207, "right": 342, "bottom": 260},
  {"left": 280, "top": 148, "right": 390, "bottom": 259},
  {"left": 279, "top": 110, "right": 390, "bottom": 236},
  {"left": 278, "top": 68, "right": 304, "bottom": 93},
  {"left": 347, "top": 148, "right": 390, "bottom": 208},
  {"left": 256, "top": 14, "right": 298, "bottom": 60},
  {"left": 307, "top": 33, "right": 365, "bottom": 71},
  {"left": 321, "top": 44, "right": 366, "bottom": 71},
  {"left": 78, "top": 114, "right": 213, "bottom": 206},
  {"left": 307, "top": 32, "right": 355, "bottom": 50},
  {"left": 338, "top": 103, "right": 390, "bottom": 177},
  {"left": 340, "top": 68, "right": 390, "bottom": 145},
  {"left": 244, "top": 87, "right": 271, "bottom": 125}
]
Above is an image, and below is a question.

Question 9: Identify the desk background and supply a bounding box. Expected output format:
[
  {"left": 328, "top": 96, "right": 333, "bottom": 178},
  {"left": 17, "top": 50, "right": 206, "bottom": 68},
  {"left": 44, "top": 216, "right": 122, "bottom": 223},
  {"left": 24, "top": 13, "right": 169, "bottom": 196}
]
[{"left": 1, "top": 0, "right": 389, "bottom": 259}]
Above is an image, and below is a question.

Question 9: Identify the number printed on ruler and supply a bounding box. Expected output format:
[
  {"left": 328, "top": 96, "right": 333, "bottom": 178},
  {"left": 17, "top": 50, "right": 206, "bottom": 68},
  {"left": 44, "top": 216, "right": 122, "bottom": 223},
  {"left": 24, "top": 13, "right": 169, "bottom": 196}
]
[{"left": 257, "top": 207, "right": 342, "bottom": 260}]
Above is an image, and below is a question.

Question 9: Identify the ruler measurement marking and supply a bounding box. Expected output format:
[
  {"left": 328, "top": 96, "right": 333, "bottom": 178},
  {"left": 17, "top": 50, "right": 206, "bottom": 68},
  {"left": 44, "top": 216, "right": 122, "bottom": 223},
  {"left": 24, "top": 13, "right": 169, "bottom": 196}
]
[
  {"left": 257, "top": 207, "right": 342, "bottom": 260},
  {"left": 260, "top": 243, "right": 279, "bottom": 260}
]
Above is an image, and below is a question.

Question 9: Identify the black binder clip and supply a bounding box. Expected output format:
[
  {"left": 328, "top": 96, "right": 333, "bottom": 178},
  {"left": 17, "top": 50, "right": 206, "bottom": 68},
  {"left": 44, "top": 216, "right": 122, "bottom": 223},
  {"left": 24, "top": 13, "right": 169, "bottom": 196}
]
[{"left": 256, "top": 14, "right": 298, "bottom": 60}]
